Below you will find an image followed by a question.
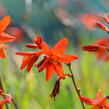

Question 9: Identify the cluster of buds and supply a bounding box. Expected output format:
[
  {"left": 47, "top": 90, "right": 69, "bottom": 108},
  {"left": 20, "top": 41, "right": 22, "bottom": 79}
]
[{"left": 0, "top": 89, "right": 12, "bottom": 109}]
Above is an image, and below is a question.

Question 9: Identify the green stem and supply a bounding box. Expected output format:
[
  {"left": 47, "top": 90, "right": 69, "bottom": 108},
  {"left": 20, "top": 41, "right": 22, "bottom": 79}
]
[
  {"left": 0, "top": 77, "right": 9, "bottom": 109},
  {"left": 66, "top": 63, "right": 85, "bottom": 109}
]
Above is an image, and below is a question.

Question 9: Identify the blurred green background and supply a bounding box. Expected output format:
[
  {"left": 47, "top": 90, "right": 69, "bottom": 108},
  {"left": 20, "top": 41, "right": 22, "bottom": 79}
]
[{"left": 0, "top": 0, "right": 109, "bottom": 109}]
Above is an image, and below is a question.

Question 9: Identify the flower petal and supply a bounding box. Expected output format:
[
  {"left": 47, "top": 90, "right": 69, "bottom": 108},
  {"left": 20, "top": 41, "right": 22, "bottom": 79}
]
[
  {"left": 38, "top": 57, "right": 50, "bottom": 72},
  {"left": 59, "top": 54, "right": 78, "bottom": 63},
  {"left": 20, "top": 56, "right": 32, "bottom": 70},
  {"left": 54, "top": 62, "right": 65, "bottom": 79},
  {"left": 0, "top": 49, "right": 6, "bottom": 58},
  {"left": 16, "top": 52, "right": 37, "bottom": 56},
  {"left": 46, "top": 64, "right": 54, "bottom": 81},
  {"left": 80, "top": 96, "right": 98, "bottom": 105},
  {"left": 27, "top": 55, "right": 39, "bottom": 72},
  {"left": 54, "top": 38, "right": 68, "bottom": 54},
  {"left": 0, "top": 16, "right": 10, "bottom": 33},
  {"left": 41, "top": 42, "right": 51, "bottom": 54},
  {"left": 82, "top": 45, "right": 100, "bottom": 52},
  {"left": 0, "top": 99, "right": 7, "bottom": 109},
  {"left": 25, "top": 44, "right": 38, "bottom": 49},
  {"left": 97, "top": 89, "right": 103, "bottom": 99},
  {"left": 0, "top": 32, "right": 15, "bottom": 43}
]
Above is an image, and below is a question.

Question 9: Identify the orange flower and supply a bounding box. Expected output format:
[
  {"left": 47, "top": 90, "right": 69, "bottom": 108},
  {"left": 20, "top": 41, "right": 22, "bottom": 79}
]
[
  {"left": 80, "top": 13, "right": 100, "bottom": 30},
  {"left": 80, "top": 90, "right": 109, "bottom": 109},
  {"left": 82, "top": 36, "right": 109, "bottom": 61},
  {"left": 38, "top": 38, "right": 78, "bottom": 81},
  {"left": 16, "top": 37, "right": 78, "bottom": 81},
  {"left": 0, "top": 16, "right": 16, "bottom": 58}
]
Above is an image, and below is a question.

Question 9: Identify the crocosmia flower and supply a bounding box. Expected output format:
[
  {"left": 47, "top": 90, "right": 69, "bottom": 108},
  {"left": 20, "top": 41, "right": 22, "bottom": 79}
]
[
  {"left": 0, "top": 16, "right": 16, "bottom": 58},
  {"left": 82, "top": 36, "right": 109, "bottom": 61},
  {"left": 39, "top": 38, "right": 78, "bottom": 81},
  {"left": 80, "top": 90, "right": 109, "bottom": 109},
  {"left": 80, "top": 13, "right": 100, "bottom": 30},
  {"left": 16, "top": 36, "right": 78, "bottom": 81}
]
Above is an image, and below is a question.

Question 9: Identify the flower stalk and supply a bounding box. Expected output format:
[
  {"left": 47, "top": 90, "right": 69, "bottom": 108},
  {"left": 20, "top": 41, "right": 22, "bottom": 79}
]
[
  {"left": 66, "top": 63, "right": 85, "bottom": 109},
  {"left": 0, "top": 78, "right": 9, "bottom": 109}
]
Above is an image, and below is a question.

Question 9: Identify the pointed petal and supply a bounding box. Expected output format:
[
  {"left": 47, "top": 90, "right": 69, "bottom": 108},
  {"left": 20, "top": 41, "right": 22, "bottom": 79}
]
[
  {"left": 97, "top": 50, "right": 105, "bottom": 60},
  {"left": 100, "top": 98, "right": 107, "bottom": 106},
  {"left": 38, "top": 57, "right": 49, "bottom": 72},
  {"left": 20, "top": 56, "right": 32, "bottom": 70},
  {"left": 0, "top": 32, "right": 15, "bottom": 43},
  {"left": 27, "top": 55, "right": 39, "bottom": 72},
  {"left": 16, "top": 52, "right": 37, "bottom": 56},
  {"left": 59, "top": 54, "right": 78, "bottom": 63},
  {"left": 0, "top": 99, "right": 7, "bottom": 109},
  {"left": 25, "top": 44, "right": 38, "bottom": 49},
  {"left": 54, "top": 38, "right": 68, "bottom": 54},
  {"left": 105, "top": 103, "right": 109, "bottom": 108},
  {"left": 41, "top": 42, "right": 51, "bottom": 54},
  {"left": 0, "top": 16, "right": 10, "bottom": 33},
  {"left": 80, "top": 96, "right": 98, "bottom": 105},
  {"left": 97, "top": 89, "right": 103, "bottom": 99},
  {"left": 82, "top": 45, "right": 100, "bottom": 52},
  {"left": 34, "top": 36, "right": 43, "bottom": 45},
  {"left": 54, "top": 62, "right": 65, "bottom": 79},
  {"left": 0, "top": 49, "right": 6, "bottom": 58},
  {"left": 46, "top": 64, "right": 54, "bottom": 81}
]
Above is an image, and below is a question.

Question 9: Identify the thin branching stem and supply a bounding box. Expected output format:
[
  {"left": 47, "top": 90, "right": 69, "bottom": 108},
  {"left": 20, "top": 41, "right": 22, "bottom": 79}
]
[
  {"left": 66, "top": 63, "right": 85, "bottom": 109},
  {"left": 12, "top": 98, "right": 18, "bottom": 109},
  {"left": 0, "top": 77, "right": 9, "bottom": 109}
]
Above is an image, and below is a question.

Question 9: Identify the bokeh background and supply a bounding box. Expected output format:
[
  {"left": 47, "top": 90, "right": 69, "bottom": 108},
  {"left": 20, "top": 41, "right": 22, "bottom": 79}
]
[{"left": 0, "top": 0, "right": 109, "bottom": 109}]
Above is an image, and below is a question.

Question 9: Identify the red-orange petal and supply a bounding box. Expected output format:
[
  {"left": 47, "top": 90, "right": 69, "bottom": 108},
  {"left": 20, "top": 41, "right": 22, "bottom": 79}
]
[
  {"left": 34, "top": 36, "right": 43, "bottom": 45},
  {"left": 54, "top": 62, "right": 65, "bottom": 79},
  {"left": 20, "top": 56, "right": 32, "bottom": 70},
  {"left": 59, "top": 54, "right": 78, "bottom": 63},
  {"left": 80, "top": 96, "right": 98, "bottom": 105},
  {"left": 0, "top": 16, "right": 10, "bottom": 33},
  {"left": 0, "top": 99, "right": 7, "bottom": 109},
  {"left": 102, "top": 16, "right": 109, "bottom": 24},
  {"left": 0, "top": 32, "right": 15, "bottom": 43},
  {"left": 82, "top": 45, "right": 100, "bottom": 52},
  {"left": 41, "top": 42, "right": 51, "bottom": 54},
  {"left": 25, "top": 44, "right": 38, "bottom": 49},
  {"left": 38, "top": 58, "right": 49, "bottom": 72},
  {"left": 16, "top": 52, "right": 36, "bottom": 56},
  {"left": 46, "top": 64, "right": 54, "bottom": 81},
  {"left": 97, "top": 90, "right": 103, "bottom": 99},
  {"left": 54, "top": 38, "right": 68, "bottom": 54},
  {"left": 96, "top": 22, "right": 109, "bottom": 32},
  {"left": 27, "top": 55, "right": 39, "bottom": 72},
  {"left": 0, "top": 49, "right": 6, "bottom": 58},
  {"left": 0, "top": 89, "right": 3, "bottom": 97}
]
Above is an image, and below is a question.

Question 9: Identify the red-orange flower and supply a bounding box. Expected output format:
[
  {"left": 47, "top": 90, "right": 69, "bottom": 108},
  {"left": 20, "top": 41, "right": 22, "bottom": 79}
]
[
  {"left": 16, "top": 37, "right": 78, "bottom": 81},
  {"left": 37, "top": 38, "right": 78, "bottom": 81},
  {"left": 80, "top": 90, "right": 109, "bottom": 109},
  {"left": 82, "top": 36, "right": 109, "bottom": 60},
  {"left": 80, "top": 13, "right": 100, "bottom": 30},
  {"left": 0, "top": 16, "right": 16, "bottom": 58}
]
